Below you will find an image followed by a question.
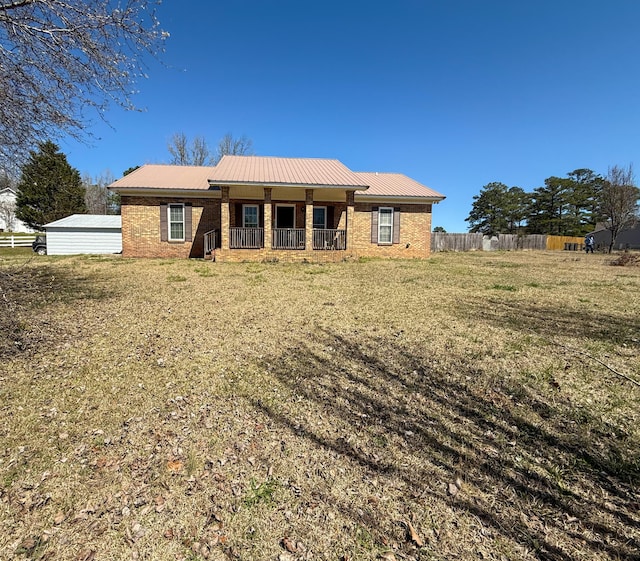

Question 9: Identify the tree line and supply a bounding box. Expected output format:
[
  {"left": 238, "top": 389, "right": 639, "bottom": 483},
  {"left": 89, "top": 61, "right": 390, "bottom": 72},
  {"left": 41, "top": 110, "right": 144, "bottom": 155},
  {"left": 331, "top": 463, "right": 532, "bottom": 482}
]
[{"left": 466, "top": 166, "right": 640, "bottom": 252}]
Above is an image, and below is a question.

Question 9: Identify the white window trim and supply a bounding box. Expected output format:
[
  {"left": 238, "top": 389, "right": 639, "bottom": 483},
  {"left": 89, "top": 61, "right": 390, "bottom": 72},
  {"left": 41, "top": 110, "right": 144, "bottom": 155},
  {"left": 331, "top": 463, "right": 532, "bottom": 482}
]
[
  {"left": 313, "top": 206, "right": 327, "bottom": 229},
  {"left": 168, "top": 203, "right": 185, "bottom": 242},
  {"left": 378, "top": 207, "right": 393, "bottom": 245},
  {"left": 275, "top": 204, "right": 296, "bottom": 229},
  {"left": 243, "top": 204, "right": 259, "bottom": 228}
]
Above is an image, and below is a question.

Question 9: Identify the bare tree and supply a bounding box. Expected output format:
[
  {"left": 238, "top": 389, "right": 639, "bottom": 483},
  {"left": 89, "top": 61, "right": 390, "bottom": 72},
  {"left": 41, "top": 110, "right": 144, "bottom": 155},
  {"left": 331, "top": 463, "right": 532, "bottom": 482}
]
[
  {"left": 83, "top": 170, "right": 116, "bottom": 215},
  {"left": 191, "top": 136, "right": 210, "bottom": 166},
  {"left": 167, "top": 133, "right": 212, "bottom": 166},
  {"left": 0, "top": 197, "right": 16, "bottom": 231},
  {"left": 167, "top": 133, "right": 190, "bottom": 165},
  {"left": 0, "top": 0, "right": 167, "bottom": 172},
  {"left": 168, "top": 133, "right": 253, "bottom": 166},
  {"left": 214, "top": 133, "right": 254, "bottom": 164},
  {"left": 600, "top": 164, "right": 640, "bottom": 252}
]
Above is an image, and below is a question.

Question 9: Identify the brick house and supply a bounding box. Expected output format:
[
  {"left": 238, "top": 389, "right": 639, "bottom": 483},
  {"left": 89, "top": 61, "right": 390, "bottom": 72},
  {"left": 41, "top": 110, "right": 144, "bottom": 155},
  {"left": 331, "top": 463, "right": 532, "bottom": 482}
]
[{"left": 109, "top": 155, "right": 445, "bottom": 262}]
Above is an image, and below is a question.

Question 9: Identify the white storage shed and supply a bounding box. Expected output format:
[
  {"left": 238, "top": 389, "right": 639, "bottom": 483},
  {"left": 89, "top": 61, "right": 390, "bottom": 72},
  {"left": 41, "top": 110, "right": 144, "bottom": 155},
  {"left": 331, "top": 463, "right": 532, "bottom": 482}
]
[{"left": 43, "top": 214, "right": 122, "bottom": 255}]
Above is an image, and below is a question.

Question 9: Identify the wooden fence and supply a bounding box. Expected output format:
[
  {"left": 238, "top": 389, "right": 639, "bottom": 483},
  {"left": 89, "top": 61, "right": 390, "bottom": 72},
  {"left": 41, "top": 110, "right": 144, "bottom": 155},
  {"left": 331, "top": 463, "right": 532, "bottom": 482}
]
[{"left": 431, "top": 233, "right": 584, "bottom": 252}]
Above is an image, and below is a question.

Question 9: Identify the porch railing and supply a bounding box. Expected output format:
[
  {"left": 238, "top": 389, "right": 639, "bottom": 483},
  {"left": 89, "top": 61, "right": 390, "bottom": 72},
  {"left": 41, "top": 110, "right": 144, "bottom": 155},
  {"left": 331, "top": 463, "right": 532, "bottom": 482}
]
[
  {"left": 313, "top": 229, "right": 346, "bottom": 250},
  {"left": 272, "top": 228, "right": 305, "bottom": 249},
  {"left": 203, "top": 229, "right": 217, "bottom": 258},
  {"left": 230, "top": 227, "right": 264, "bottom": 249}
]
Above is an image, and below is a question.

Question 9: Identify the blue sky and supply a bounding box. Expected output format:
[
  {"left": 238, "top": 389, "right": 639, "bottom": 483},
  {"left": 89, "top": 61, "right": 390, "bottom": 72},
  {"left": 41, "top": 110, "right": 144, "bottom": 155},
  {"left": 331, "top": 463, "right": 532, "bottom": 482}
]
[{"left": 62, "top": 0, "right": 640, "bottom": 232}]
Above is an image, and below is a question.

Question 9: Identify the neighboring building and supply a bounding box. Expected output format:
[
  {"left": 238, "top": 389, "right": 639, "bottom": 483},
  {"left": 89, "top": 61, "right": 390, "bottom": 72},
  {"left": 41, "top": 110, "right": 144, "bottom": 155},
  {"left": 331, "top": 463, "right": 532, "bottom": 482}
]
[
  {"left": 0, "top": 187, "right": 32, "bottom": 233},
  {"left": 43, "top": 214, "right": 122, "bottom": 255},
  {"left": 588, "top": 223, "right": 640, "bottom": 251},
  {"left": 109, "top": 155, "right": 445, "bottom": 262}
]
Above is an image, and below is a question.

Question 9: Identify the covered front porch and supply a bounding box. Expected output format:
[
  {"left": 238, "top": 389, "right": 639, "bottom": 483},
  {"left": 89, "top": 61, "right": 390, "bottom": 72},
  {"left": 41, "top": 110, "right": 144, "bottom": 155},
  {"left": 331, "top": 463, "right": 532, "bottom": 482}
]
[{"left": 205, "top": 186, "right": 355, "bottom": 260}]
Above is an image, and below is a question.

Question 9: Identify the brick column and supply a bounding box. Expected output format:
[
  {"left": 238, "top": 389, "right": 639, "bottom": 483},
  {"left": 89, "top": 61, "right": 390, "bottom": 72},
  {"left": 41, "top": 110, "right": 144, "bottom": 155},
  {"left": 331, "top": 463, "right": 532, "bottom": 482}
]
[
  {"left": 305, "top": 189, "right": 314, "bottom": 252},
  {"left": 264, "top": 188, "right": 272, "bottom": 250},
  {"left": 346, "top": 190, "right": 355, "bottom": 250},
  {"left": 221, "top": 186, "right": 230, "bottom": 250}
]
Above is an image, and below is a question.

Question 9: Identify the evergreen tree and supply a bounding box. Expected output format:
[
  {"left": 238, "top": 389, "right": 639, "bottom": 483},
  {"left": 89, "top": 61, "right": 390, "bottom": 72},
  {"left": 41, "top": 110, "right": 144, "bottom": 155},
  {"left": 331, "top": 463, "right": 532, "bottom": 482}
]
[
  {"left": 565, "top": 169, "right": 605, "bottom": 235},
  {"left": 466, "top": 182, "right": 510, "bottom": 235},
  {"left": 504, "top": 186, "right": 528, "bottom": 233},
  {"left": 15, "top": 141, "right": 86, "bottom": 230},
  {"left": 528, "top": 177, "right": 571, "bottom": 235}
]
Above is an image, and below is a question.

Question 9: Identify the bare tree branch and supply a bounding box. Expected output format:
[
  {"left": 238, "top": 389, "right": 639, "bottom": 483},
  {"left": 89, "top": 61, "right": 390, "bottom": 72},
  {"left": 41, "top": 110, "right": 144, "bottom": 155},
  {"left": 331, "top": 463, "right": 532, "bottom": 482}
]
[
  {"left": 0, "top": 0, "right": 167, "bottom": 172},
  {"left": 167, "top": 132, "right": 189, "bottom": 165},
  {"left": 214, "top": 133, "right": 254, "bottom": 165},
  {"left": 600, "top": 164, "right": 640, "bottom": 252}
]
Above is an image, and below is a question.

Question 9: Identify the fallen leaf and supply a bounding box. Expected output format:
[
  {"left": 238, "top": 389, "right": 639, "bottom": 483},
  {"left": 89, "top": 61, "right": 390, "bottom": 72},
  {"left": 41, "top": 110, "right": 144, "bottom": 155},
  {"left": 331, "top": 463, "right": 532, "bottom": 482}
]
[
  {"left": 406, "top": 520, "right": 424, "bottom": 547},
  {"left": 75, "top": 550, "right": 96, "bottom": 561},
  {"left": 54, "top": 511, "right": 65, "bottom": 525},
  {"left": 18, "top": 538, "right": 37, "bottom": 552},
  {"left": 163, "top": 528, "right": 175, "bottom": 539},
  {"left": 379, "top": 553, "right": 397, "bottom": 561},
  {"left": 154, "top": 495, "right": 166, "bottom": 513},
  {"left": 281, "top": 537, "right": 298, "bottom": 553},
  {"left": 448, "top": 482, "right": 459, "bottom": 496},
  {"left": 167, "top": 459, "right": 184, "bottom": 473}
]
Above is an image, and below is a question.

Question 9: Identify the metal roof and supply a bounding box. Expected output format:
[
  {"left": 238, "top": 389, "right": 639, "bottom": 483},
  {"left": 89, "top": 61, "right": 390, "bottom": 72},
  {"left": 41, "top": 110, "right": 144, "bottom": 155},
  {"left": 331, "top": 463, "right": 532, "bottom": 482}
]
[
  {"left": 208, "top": 155, "right": 369, "bottom": 188},
  {"left": 107, "top": 157, "right": 445, "bottom": 200},
  {"left": 354, "top": 172, "right": 445, "bottom": 200},
  {"left": 44, "top": 214, "right": 122, "bottom": 229},
  {"left": 110, "top": 165, "right": 212, "bottom": 190}
]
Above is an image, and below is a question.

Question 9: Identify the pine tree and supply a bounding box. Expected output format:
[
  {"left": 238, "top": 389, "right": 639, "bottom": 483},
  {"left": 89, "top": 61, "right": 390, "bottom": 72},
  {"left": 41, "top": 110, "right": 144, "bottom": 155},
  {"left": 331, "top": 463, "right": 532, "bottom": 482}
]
[{"left": 15, "top": 141, "right": 86, "bottom": 230}]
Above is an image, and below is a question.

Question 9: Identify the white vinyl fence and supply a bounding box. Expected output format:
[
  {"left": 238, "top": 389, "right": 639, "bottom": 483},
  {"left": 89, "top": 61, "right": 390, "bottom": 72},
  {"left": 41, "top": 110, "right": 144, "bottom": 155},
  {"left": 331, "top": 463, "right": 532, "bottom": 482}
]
[{"left": 0, "top": 235, "right": 37, "bottom": 248}]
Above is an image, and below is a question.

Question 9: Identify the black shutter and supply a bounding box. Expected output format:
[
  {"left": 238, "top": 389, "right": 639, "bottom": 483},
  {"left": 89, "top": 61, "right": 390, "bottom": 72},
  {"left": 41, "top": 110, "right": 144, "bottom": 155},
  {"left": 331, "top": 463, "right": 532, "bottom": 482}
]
[
  {"left": 160, "top": 203, "right": 168, "bottom": 242},
  {"left": 185, "top": 203, "right": 192, "bottom": 242},
  {"left": 327, "top": 206, "right": 335, "bottom": 229},
  {"left": 371, "top": 206, "right": 379, "bottom": 243},
  {"left": 393, "top": 207, "right": 401, "bottom": 244}
]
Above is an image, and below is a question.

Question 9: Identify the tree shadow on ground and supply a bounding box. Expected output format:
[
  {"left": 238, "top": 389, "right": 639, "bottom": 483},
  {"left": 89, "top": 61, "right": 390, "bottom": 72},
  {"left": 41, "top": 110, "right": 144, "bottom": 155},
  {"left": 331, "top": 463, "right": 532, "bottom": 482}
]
[
  {"left": 459, "top": 296, "right": 640, "bottom": 349},
  {"left": 0, "top": 262, "right": 113, "bottom": 358},
  {"left": 254, "top": 327, "right": 639, "bottom": 560}
]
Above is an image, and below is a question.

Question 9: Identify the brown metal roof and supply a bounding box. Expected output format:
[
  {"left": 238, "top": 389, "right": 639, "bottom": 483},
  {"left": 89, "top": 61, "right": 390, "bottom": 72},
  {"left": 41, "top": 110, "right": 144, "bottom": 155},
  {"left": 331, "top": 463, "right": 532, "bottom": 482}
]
[
  {"left": 354, "top": 172, "right": 445, "bottom": 200},
  {"left": 208, "top": 155, "right": 369, "bottom": 188},
  {"left": 110, "top": 165, "right": 212, "bottom": 190}
]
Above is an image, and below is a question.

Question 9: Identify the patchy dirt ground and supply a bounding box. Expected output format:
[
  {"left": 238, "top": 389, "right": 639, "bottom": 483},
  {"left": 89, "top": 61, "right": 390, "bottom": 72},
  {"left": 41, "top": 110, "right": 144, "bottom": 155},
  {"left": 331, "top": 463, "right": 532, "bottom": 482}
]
[{"left": 0, "top": 251, "right": 638, "bottom": 561}]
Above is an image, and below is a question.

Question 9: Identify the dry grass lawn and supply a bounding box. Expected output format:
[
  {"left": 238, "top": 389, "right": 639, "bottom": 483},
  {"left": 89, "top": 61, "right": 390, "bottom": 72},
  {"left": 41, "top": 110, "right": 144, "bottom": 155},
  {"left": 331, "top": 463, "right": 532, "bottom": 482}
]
[{"left": 0, "top": 250, "right": 638, "bottom": 561}]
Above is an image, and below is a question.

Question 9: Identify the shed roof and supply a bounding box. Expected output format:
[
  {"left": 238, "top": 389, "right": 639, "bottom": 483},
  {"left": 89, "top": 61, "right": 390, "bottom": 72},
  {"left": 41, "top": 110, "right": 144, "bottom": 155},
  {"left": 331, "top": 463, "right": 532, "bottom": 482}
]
[
  {"left": 208, "top": 155, "right": 369, "bottom": 188},
  {"left": 355, "top": 172, "right": 444, "bottom": 200},
  {"left": 44, "top": 214, "right": 122, "bottom": 229},
  {"left": 110, "top": 165, "right": 212, "bottom": 190}
]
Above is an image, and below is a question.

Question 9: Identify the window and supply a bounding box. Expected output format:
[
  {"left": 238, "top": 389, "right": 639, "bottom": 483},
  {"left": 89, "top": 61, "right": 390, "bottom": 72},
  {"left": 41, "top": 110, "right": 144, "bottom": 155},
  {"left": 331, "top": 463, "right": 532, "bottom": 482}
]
[
  {"left": 243, "top": 205, "right": 259, "bottom": 228},
  {"left": 313, "top": 206, "right": 327, "bottom": 229},
  {"left": 378, "top": 207, "right": 393, "bottom": 244},
  {"left": 168, "top": 204, "right": 185, "bottom": 241}
]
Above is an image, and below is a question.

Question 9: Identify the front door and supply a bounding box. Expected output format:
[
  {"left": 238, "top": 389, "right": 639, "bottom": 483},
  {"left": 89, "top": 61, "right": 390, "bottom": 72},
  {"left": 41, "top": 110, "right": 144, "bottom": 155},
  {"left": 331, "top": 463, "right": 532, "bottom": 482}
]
[{"left": 276, "top": 205, "right": 295, "bottom": 229}]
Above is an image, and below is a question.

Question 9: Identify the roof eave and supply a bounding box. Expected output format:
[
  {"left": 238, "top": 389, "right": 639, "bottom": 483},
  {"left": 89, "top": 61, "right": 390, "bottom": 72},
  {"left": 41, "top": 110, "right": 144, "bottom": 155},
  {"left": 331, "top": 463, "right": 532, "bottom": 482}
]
[
  {"left": 207, "top": 180, "right": 369, "bottom": 191},
  {"left": 109, "top": 187, "right": 216, "bottom": 197},
  {"left": 355, "top": 194, "right": 446, "bottom": 203}
]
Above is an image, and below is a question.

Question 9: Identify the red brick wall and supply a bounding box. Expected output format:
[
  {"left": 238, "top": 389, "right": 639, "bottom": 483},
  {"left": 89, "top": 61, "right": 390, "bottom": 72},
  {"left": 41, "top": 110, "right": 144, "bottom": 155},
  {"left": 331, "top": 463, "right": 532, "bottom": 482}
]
[
  {"left": 121, "top": 197, "right": 434, "bottom": 260},
  {"left": 352, "top": 203, "right": 433, "bottom": 258},
  {"left": 121, "top": 196, "right": 220, "bottom": 258}
]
